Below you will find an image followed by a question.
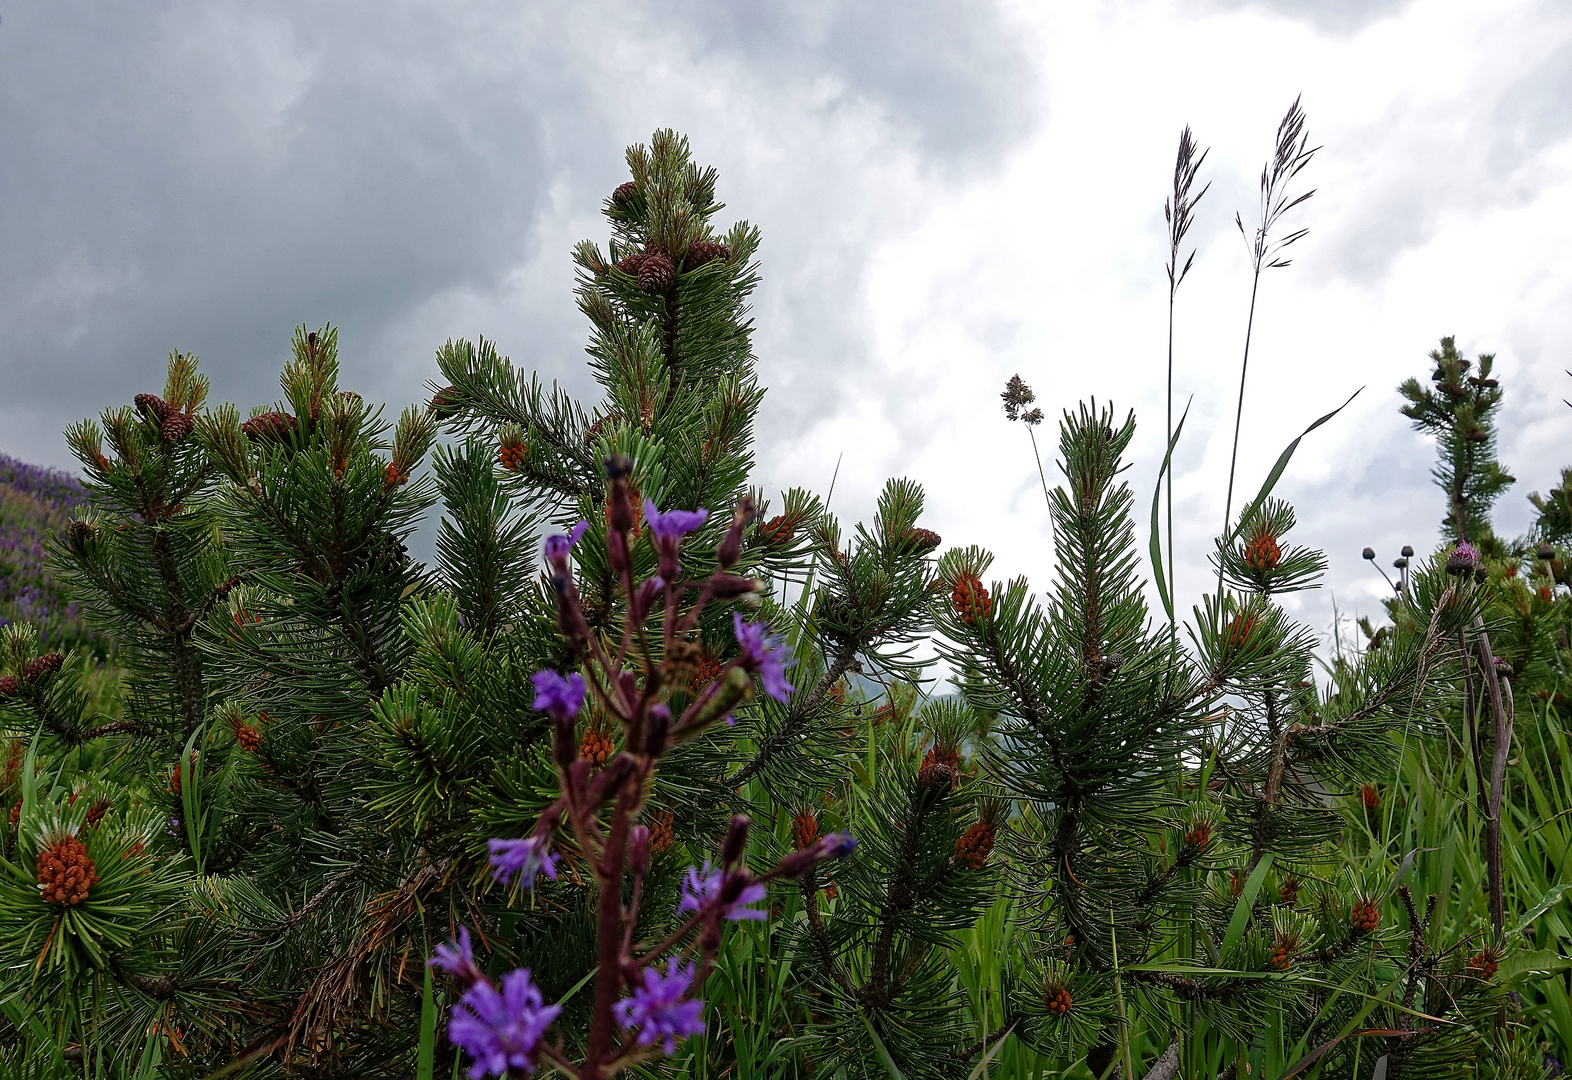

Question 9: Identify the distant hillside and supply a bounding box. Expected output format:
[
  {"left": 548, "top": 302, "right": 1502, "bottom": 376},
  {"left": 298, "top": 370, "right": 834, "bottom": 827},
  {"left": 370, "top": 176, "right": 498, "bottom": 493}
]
[{"left": 0, "top": 452, "right": 101, "bottom": 654}]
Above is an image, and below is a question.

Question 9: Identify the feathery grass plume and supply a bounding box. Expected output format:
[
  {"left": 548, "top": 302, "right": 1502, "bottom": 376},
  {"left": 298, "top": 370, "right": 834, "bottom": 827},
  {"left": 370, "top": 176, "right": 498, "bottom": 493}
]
[
  {"left": 1002, "top": 374, "right": 1051, "bottom": 517},
  {"left": 1163, "top": 126, "right": 1209, "bottom": 629},
  {"left": 1220, "top": 98, "right": 1318, "bottom": 594}
]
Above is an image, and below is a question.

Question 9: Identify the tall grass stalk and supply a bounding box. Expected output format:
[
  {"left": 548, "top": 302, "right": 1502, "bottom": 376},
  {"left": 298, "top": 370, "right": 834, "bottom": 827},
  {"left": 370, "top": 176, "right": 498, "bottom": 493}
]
[
  {"left": 1163, "top": 126, "right": 1208, "bottom": 631},
  {"left": 1219, "top": 98, "right": 1317, "bottom": 593}
]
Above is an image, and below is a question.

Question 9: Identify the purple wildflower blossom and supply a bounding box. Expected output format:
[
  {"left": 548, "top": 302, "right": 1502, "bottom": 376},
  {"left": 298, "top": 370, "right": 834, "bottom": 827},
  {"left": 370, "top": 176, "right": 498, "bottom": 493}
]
[
  {"left": 677, "top": 863, "right": 767, "bottom": 921},
  {"left": 643, "top": 500, "right": 709, "bottom": 543},
  {"left": 644, "top": 500, "right": 709, "bottom": 578},
  {"left": 429, "top": 926, "right": 484, "bottom": 986},
  {"left": 448, "top": 968, "right": 561, "bottom": 1078},
  {"left": 542, "top": 520, "right": 589, "bottom": 563},
  {"left": 614, "top": 958, "right": 706, "bottom": 1055},
  {"left": 531, "top": 670, "right": 586, "bottom": 722},
  {"left": 821, "top": 832, "right": 858, "bottom": 859},
  {"left": 733, "top": 613, "right": 796, "bottom": 702},
  {"left": 489, "top": 837, "right": 559, "bottom": 888}
]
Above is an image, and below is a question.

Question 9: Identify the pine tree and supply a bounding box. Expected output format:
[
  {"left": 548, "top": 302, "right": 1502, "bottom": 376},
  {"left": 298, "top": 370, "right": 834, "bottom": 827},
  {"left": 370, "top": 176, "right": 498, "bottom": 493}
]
[{"left": 1399, "top": 336, "right": 1515, "bottom": 550}]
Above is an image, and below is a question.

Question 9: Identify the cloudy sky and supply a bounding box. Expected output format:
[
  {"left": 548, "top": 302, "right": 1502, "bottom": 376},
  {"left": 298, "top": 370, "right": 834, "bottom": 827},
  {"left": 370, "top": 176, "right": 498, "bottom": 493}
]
[{"left": 4, "top": 0, "right": 1570, "bottom": 650}]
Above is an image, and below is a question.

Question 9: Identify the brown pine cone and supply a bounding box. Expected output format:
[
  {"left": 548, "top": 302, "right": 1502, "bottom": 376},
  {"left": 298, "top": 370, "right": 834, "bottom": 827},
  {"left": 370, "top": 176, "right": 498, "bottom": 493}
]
[
  {"left": 134, "top": 393, "right": 175, "bottom": 422},
  {"left": 578, "top": 728, "right": 615, "bottom": 769},
  {"left": 160, "top": 413, "right": 194, "bottom": 445},
  {"left": 1351, "top": 899, "right": 1380, "bottom": 934},
  {"left": 791, "top": 809, "right": 820, "bottom": 850},
  {"left": 612, "top": 181, "right": 637, "bottom": 205},
  {"left": 235, "top": 724, "right": 262, "bottom": 753},
  {"left": 648, "top": 810, "right": 676, "bottom": 853},
  {"left": 615, "top": 253, "right": 647, "bottom": 276},
  {"left": 1044, "top": 985, "right": 1073, "bottom": 1016},
  {"left": 899, "top": 528, "right": 942, "bottom": 557},
  {"left": 684, "top": 239, "right": 730, "bottom": 268},
  {"left": 1244, "top": 533, "right": 1281, "bottom": 572},
  {"left": 37, "top": 835, "right": 99, "bottom": 906},
  {"left": 24, "top": 653, "right": 63, "bottom": 684},
  {"left": 955, "top": 820, "right": 995, "bottom": 869},
  {"left": 429, "top": 385, "right": 462, "bottom": 420},
  {"left": 0, "top": 676, "right": 17, "bottom": 699},
  {"left": 241, "top": 411, "right": 297, "bottom": 443},
  {"left": 951, "top": 575, "right": 991, "bottom": 625},
  {"left": 499, "top": 434, "right": 527, "bottom": 473},
  {"left": 638, "top": 253, "right": 676, "bottom": 293},
  {"left": 917, "top": 761, "right": 954, "bottom": 792},
  {"left": 760, "top": 515, "right": 796, "bottom": 544}
]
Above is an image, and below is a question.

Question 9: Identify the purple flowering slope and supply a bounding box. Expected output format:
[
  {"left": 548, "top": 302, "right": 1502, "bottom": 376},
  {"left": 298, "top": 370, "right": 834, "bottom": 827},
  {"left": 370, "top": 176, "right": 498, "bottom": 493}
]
[{"left": 0, "top": 452, "right": 99, "bottom": 652}]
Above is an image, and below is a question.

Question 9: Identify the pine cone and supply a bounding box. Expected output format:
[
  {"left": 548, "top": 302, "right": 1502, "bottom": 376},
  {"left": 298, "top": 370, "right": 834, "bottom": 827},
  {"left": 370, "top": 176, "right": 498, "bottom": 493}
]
[
  {"left": 241, "top": 411, "right": 297, "bottom": 443},
  {"left": 85, "top": 798, "right": 111, "bottom": 827},
  {"left": 0, "top": 676, "right": 17, "bottom": 699},
  {"left": 36, "top": 835, "right": 99, "bottom": 906},
  {"left": 1269, "top": 933, "right": 1297, "bottom": 971},
  {"left": 1467, "top": 947, "right": 1500, "bottom": 980},
  {"left": 917, "top": 761, "right": 953, "bottom": 792},
  {"left": 578, "top": 727, "right": 615, "bottom": 769},
  {"left": 1351, "top": 899, "right": 1380, "bottom": 934},
  {"left": 498, "top": 434, "right": 527, "bottom": 473},
  {"left": 683, "top": 240, "right": 730, "bottom": 268},
  {"left": 648, "top": 810, "right": 675, "bottom": 854},
  {"left": 951, "top": 575, "right": 991, "bottom": 625},
  {"left": 1182, "top": 821, "right": 1212, "bottom": 851},
  {"left": 955, "top": 820, "right": 995, "bottom": 869},
  {"left": 638, "top": 253, "right": 676, "bottom": 293},
  {"left": 1358, "top": 784, "right": 1381, "bottom": 810},
  {"left": 760, "top": 515, "right": 796, "bottom": 545},
  {"left": 791, "top": 809, "right": 820, "bottom": 850},
  {"left": 615, "top": 253, "right": 647, "bottom": 276},
  {"left": 160, "top": 413, "right": 194, "bottom": 445},
  {"left": 899, "top": 528, "right": 942, "bottom": 557},
  {"left": 1225, "top": 614, "right": 1256, "bottom": 650},
  {"left": 65, "top": 519, "right": 96, "bottom": 551},
  {"left": 235, "top": 724, "right": 262, "bottom": 753},
  {"left": 429, "top": 385, "right": 462, "bottom": 420},
  {"left": 612, "top": 181, "right": 637, "bottom": 205},
  {"left": 1278, "top": 878, "right": 1300, "bottom": 905},
  {"left": 1043, "top": 985, "right": 1073, "bottom": 1016},
  {"left": 24, "top": 653, "right": 63, "bottom": 684},
  {"left": 169, "top": 752, "right": 200, "bottom": 796},
  {"left": 383, "top": 463, "right": 410, "bottom": 488},
  {"left": 134, "top": 393, "right": 175, "bottom": 422},
  {"left": 1244, "top": 533, "right": 1281, "bottom": 572}
]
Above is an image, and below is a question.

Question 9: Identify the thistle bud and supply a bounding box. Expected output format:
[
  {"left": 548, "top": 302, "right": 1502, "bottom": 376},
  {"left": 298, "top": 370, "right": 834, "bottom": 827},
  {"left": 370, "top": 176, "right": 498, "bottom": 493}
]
[
  {"left": 1537, "top": 543, "right": 1556, "bottom": 561},
  {"left": 1362, "top": 547, "right": 1376, "bottom": 561},
  {"left": 1446, "top": 542, "right": 1481, "bottom": 576},
  {"left": 721, "top": 815, "right": 751, "bottom": 866},
  {"left": 628, "top": 825, "right": 651, "bottom": 879},
  {"left": 1401, "top": 545, "right": 1414, "bottom": 558}
]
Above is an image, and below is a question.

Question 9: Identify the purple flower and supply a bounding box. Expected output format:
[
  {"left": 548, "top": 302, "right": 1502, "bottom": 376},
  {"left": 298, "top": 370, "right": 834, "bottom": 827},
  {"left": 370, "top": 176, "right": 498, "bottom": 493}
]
[
  {"left": 677, "top": 863, "right": 767, "bottom": 921},
  {"left": 448, "top": 968, "right": 561, "bottom": 1078},
  {"left": 733, "top": 614, "right": 796, "bottom": 702},
  {"left": 644, "top": 500, "right": 709, "bottom": 578},
  {"left": 489, "top": 837, "right": 559, "bottom": 888},
  {"left": 429, "top": 926, "right": 484, "bottom": 986},
  {"left": 643, "top": 500, "right": 709, "bottom": 543},
  {"left": 1446, "top": 541, "right": 1481, "bottom": 576},
  {"left": 614, "top": 958, "right": 706, "bottom": 1055},
  {"left": 821, "top": 832, "right": 857, "bottom": 859},
  {"left": 531, "top": 670, "right": 586, "bottom": 723},
  {"left": 543, "top": 520, "right": 589, "bottom": 563}
]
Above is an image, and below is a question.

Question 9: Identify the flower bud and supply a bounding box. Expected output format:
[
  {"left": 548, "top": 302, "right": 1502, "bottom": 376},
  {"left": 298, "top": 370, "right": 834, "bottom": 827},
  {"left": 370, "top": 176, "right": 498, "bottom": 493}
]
[
  {"left": 716, "top": 496, "right": 754, "bottom": 570},
  {"left": 553, "top": 715, "right": 578, "bottom": 770},
  {"left": 607, "top": 529, "right": 631, "bottom": 577},
  {"left": 628, "top": 825, "right": 651, "bottom": 879},
  {"left": 631, "top": 577, "right": 665, "bottom": 627},
  {"left": 605, "top": 455, "right": 635, "bottom": 535},
  {"left": 1362, "top": 547, "right": 1376, "bottom": 561},
  {"left": 721, "top": 815, "right": 751, "bottom": 866},
  {"left": 1447, "top": 542, "right": 1481, "bottom": 576},
  {"left": 708, "top": 574, "right": 757, "bottom": 600},
  {"left": 1401, "top": 545, "right": 1414, "bottom": 558},
  {"left": 643, "top": 704, "right": 672, "bottom": 757},
  {"left": 1537, "top": 543, "right": 1555, "bottom": 561}
]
